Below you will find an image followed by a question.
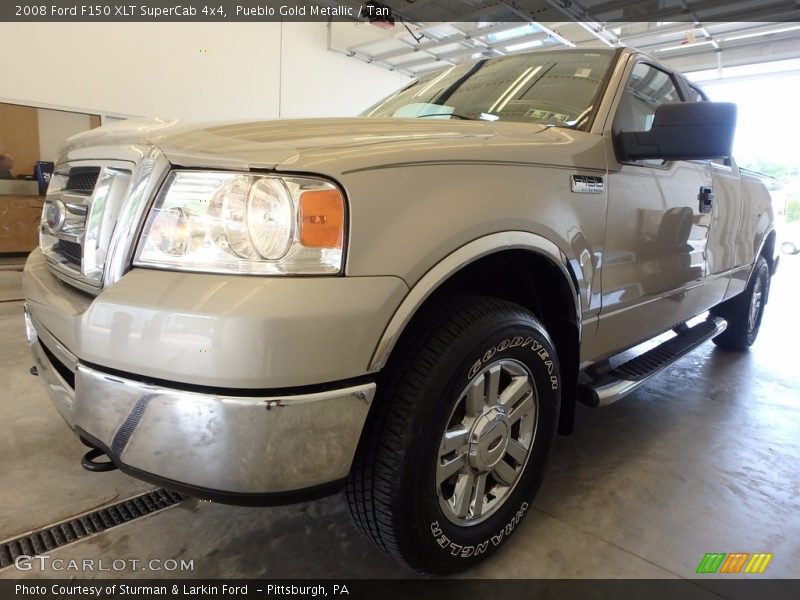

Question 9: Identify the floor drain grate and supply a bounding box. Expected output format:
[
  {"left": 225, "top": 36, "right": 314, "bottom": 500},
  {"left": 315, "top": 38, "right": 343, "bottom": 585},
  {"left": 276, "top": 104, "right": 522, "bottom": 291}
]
[{"left": 0, "top": 489, "right": 185, "bottom": 569}]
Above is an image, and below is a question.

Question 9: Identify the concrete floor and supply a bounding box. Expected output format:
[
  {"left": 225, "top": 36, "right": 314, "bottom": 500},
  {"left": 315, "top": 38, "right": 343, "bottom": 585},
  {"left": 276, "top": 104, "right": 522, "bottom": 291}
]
[{"left": 0, "top": 255, "right": 798, "bottom": 580}]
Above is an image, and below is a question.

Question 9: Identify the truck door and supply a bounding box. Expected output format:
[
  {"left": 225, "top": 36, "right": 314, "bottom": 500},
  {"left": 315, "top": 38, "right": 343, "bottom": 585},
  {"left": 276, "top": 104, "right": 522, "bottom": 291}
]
[
  {"left": 684, "top": 83, "right": 743, "bottom": 307},
  {"left": 591, "top": 60, "right": 713, "bottom": 360}
]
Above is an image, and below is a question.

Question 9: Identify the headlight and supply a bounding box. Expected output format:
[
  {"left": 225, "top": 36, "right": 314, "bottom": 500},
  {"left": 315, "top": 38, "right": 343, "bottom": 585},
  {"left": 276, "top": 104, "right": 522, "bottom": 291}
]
[{"left": 134, "top": 171, "right": 345, "bottom": 275}]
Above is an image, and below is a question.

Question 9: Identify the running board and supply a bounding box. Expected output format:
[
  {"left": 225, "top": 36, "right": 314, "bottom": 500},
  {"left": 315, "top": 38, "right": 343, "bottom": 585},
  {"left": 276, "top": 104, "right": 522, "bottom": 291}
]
[{"left": 578, "top": 317, "right": 727, "bottom": 408}]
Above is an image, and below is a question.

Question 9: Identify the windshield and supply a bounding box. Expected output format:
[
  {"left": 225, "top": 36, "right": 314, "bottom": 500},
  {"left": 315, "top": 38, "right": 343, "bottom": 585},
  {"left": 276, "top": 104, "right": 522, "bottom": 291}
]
[{"left": 362, "top": 50, "right": 616, "bottom": 129}]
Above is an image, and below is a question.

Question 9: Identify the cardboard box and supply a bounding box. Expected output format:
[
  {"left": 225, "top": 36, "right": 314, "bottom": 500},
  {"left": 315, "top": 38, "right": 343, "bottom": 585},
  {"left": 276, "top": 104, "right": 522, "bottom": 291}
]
[{"left": 0, "top": 194, "right": 43, "bottom": 253}]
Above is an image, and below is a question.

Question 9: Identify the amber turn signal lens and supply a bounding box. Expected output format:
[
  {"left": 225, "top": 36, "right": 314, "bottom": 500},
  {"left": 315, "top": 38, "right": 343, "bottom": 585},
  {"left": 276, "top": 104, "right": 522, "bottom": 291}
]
[{"left": 299, "top": 189, "right": 344, "bottom": 249}]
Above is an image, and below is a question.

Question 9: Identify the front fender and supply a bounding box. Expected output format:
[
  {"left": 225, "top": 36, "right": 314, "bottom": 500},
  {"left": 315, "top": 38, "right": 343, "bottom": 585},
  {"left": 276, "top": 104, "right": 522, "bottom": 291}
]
[{"left": 367, "top": 231, "right": 581, "bottom": 372}]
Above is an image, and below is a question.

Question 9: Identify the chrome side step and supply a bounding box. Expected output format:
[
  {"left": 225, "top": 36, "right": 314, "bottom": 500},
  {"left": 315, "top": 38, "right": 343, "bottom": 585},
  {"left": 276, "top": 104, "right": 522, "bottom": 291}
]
[{"left": 578, "top": 317, "right": 727, "bottom": 407}]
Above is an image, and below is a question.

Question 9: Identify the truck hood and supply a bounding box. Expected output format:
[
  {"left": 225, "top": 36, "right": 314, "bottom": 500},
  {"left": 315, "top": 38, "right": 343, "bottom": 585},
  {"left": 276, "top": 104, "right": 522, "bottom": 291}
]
[{"left": 61, "top": 117, "right": 588, "bottom": 174}]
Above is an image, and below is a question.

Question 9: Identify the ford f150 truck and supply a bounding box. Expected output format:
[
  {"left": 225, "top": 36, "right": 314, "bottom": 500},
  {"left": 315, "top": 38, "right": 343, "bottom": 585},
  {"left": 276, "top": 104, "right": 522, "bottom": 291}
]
[{"left": 23, "top": 48, "right": 777, "bottom": 573}]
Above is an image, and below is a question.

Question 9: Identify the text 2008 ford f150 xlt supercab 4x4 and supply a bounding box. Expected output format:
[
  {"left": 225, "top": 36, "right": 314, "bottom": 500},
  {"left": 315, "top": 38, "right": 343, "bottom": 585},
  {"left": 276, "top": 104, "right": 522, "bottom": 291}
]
[{"left": 23, "top": 48, "right": 777, "bottom": 573}]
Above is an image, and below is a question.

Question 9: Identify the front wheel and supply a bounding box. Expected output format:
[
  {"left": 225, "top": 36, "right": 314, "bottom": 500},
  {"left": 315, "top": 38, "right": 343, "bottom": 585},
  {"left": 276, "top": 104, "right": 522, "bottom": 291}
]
[
  {"left": 711, "top": 256, "right": 770, "bottom": 351},
  {"left": 346, "top": 295, "right": 560, "bottom": 573}
]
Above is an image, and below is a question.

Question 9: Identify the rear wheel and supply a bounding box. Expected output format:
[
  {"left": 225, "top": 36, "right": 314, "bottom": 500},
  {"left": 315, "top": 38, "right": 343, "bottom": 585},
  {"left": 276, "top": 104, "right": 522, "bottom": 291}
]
[
  {"left": 346, "top": 295, "right": 560, "bottom": 573},
  {"left": 711, "top": 256, "right": 770, "bottom": 351}
]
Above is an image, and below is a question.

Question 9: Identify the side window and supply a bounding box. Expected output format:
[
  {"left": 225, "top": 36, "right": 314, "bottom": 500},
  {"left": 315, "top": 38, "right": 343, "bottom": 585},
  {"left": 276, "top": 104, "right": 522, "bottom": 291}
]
[
  {"left": 686, "top": 84, "right": 708, "bottom": 102},
  {"left": 614, "top": 63, "right": 682, "bottom": 166},
  {"left": 615, "top": 62, "right": 681, "bottom": 134}
]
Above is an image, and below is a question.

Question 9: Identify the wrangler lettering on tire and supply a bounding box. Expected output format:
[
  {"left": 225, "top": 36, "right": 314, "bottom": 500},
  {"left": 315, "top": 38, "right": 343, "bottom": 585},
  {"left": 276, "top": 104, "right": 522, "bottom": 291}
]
[{"left": 346, "top": 295, "right": 560, "bottom": 573}]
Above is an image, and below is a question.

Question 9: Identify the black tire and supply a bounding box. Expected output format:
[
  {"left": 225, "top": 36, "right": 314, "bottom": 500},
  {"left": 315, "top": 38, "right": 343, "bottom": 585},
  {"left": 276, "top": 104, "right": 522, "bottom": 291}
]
[
  {"left": 346, "top": 295, "right": 560, "bottom": 573},
  {"left": 710, "top": 256, "right": 770, "bottom": 351}
]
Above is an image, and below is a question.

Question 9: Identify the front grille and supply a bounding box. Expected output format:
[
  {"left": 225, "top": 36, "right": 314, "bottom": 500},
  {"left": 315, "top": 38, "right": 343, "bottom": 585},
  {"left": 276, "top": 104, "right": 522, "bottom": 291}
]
[
  {"left": 65, "top": 167, "right": 100, "bottom": 193},
  {"left": 57, "top": 239, "right": 82, "bottom": 265},
  {"left": 40, "top": 161, "right": 133, "bottom": 290}
]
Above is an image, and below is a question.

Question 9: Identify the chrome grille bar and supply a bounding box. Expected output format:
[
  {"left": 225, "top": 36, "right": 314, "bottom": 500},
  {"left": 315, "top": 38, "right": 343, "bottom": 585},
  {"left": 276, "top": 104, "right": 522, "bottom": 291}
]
[
  {"left": 40, "top": 160, "right": 133, "bottom": 292},
  {"left": 39, "top": 149, "right": 172, "bottom": 294}
]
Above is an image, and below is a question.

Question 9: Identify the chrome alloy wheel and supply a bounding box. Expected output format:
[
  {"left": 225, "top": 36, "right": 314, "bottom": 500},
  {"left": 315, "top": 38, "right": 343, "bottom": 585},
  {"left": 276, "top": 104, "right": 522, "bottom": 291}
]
[
  {"left": 748, "top": 275, "right": 764, "bottom": 333},
  {"left": 436, "top": 359, "right": 538, "bottom": 526}
]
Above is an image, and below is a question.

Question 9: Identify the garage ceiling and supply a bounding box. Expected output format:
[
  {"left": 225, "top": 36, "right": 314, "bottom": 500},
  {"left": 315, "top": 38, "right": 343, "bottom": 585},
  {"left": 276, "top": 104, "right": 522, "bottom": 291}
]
[{"left": 335, "top": 0, "right": 800, "bottom": 83}]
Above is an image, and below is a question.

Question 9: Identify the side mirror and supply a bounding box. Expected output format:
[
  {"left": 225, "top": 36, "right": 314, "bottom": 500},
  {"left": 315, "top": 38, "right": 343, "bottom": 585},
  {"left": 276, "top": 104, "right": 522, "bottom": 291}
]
[{"left": 615, "top": 101, "right": 737, "bottom": 162}]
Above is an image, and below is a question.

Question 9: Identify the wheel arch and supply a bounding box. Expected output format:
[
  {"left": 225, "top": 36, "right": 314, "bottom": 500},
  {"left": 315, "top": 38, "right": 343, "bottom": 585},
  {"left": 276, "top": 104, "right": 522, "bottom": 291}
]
[
  {"left": 759, "top": 229, "right": 777, "bottom": 274},
  {"left": 368, "top": 232, "right": 582, "bottom": 435}
]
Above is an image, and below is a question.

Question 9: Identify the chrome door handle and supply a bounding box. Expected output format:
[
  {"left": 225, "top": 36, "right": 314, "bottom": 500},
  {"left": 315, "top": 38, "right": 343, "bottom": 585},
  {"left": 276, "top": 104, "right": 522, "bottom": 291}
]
[{"left": 698, "top": 186, "right": 715, "bottom": 214}]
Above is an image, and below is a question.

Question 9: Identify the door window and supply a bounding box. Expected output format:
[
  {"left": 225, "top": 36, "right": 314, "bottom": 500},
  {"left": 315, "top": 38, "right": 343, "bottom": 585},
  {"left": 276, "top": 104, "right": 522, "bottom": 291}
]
[
  {"left": 686, "top": 84, "right": 708, "bottom": 102},
  {"left": 614, "top": 63, "right": 682, "bottom": 166},
  {"left": 615, "top": 62, "right": 681, "bottom": 133}
]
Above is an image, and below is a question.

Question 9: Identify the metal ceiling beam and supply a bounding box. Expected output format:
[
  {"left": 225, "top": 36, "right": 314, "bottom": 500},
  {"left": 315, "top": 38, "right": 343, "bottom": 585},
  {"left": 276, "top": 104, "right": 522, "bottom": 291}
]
[
  {"left": 677, "top": 0, "right": 704, "bottom": 24},
  {"left": 710, "top": 1, "right": 800, "bottom": 22},
  {"left": 499, "top": 31, "right": 553, "bottom": 49},
  {"left": 583, "top": 0, "right": 798, "bottom": 23},
  {"left": 579, "top": 0, "right": 656, "bottom": 17},
  {"left": 589, "top": 0, "right": 730, "bottom": 18},
  {"left": 348, "top": 48, "right": 418, "bottom": 75},
  {"left": 501, "top": 2, "right": 576, "bottom": 47},
  {"left": 448, "top": 0, "right": 525, "bottom": 22},
  {"left": 707, "top": 22, "right": 800, "bottom": 41},
  {"left": 539, "top": 0, "right": 620, "bottom": 47},
  {"left": 349, "top": 36, "right": 447, "bottom": 63},
  {"left": 575, "top": 22, "right": 619, "bottom": 47},
  {"left": 616, "top": 23, "right": 699, "bottom": 43},
  {"left": 334, "top": 2, "right": 800, "bottom": 84},
  {"left": 655, "top": 29, "right": 800, "bottom": 59},
  {"left": 618, "top": 0, "right": 798, "bottom": 22},
  {"left": 634, "top": 32, "right": 713, "bottom": 51},
  {"left": 614, "top": 21, "right": 787, "bottom": 48},
  {"left": 344, "top": 22, "right": 443, "bottom": 56},
  {"left": 394, "top": 48, "right": 478, "bottom": 70},
  {"left": 355, "top": 22, "right": 524, "bottom": 62},
  {"left": 632, "top": 22, "right": 798, "bottom": 52},
  {"left": 391, "top": 0, "right": 440, "bottom": 12},
  {"left": 395, "top": 31, "right": 552, "bottom": 70},
  {"left": 342, "top": 18, "right": 467, "bottom": 57}
]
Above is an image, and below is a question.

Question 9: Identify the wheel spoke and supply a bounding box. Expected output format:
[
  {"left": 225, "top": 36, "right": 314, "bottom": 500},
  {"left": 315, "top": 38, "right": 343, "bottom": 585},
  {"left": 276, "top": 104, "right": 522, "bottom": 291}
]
[
  {"left": 472, "top": 473, "right": 488, "bottom": 517},
  {"left": 749, "top": 287, "right": 762, "bottom": 331},
  {"left": 438, "top": 357, "right": 540, "bottom": 525},
  {"left": 492, "top": 459, "right": 517, "bottom": 486},
  {"left": 506, "top": 439, "right": 528, "bottom": 464},
  {"left": 465, "top": 376, "right": 485, "bottom": 417},
  {"left": 486, "top": 365, "right": 501, "bottom": 405},
  {"left": 440, "top": 427, "right": 470, "bottom": 455},
  {"left": 437, "top": 454, "right": 466, "bottom": 484},
  {"left": 508, "top": 393, "right": 534, "bottom": 424},
  {"left": 498, "top": 376, "right": 531, "bottom": 409},
  {"left": 452, "top": 471, "right": 475, "bottom": 518}
]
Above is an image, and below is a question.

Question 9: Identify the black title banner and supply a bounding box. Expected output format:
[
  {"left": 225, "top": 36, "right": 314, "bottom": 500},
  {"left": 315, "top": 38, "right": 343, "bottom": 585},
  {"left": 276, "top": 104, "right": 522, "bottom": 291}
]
[
  {"left": 2, "top": 0, "right": 800, "bottom": 22},
  {"left": 4, "top": 580, "right": 800, "bottom": 600}
]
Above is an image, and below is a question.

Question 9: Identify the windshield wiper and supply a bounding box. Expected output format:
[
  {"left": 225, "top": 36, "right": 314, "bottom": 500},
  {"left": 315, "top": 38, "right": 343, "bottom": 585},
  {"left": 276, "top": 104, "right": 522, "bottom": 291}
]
[{"left": 415, "top": 113, "right": 481, "bottom": 121}]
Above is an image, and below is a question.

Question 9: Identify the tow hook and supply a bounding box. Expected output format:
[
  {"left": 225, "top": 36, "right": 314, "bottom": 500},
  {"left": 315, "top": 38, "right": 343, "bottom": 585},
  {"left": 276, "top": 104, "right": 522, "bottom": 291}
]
[
  {"left": 81, "top": 447, "right": 118, "bottom": 473},
  {"left": 29, "top": 366, "right": 38, "bottom": 376}
]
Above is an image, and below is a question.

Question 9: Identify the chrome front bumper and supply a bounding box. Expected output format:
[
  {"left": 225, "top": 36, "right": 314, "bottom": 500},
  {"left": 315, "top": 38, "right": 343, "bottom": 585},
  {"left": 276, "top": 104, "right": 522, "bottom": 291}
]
[{"left": 24, "top": 304, "right": 375, "bottom": 501}]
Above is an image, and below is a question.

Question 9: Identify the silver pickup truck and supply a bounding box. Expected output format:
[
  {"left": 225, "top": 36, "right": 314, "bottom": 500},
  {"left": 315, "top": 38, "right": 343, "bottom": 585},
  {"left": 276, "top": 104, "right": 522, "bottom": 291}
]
[{"left": 23, "top": 47, "right": 777, "bottom": 573}]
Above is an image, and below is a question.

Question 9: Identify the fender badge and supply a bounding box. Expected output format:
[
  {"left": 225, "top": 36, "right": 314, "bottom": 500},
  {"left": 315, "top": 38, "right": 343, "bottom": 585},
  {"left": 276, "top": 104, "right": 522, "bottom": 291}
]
[{"left": 571, "top": 175, "right": 604, "bottom": 194}]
